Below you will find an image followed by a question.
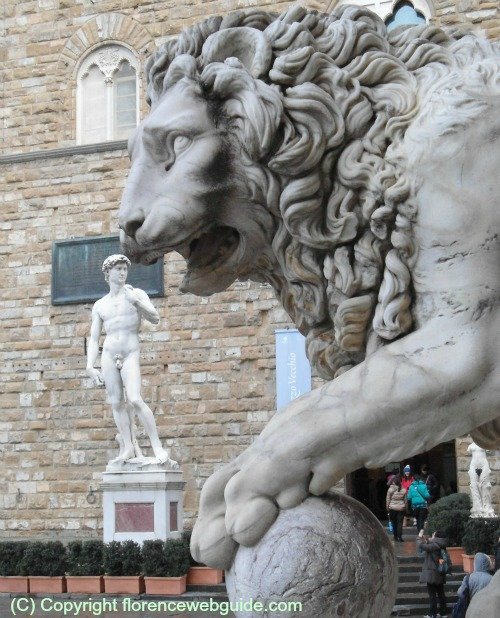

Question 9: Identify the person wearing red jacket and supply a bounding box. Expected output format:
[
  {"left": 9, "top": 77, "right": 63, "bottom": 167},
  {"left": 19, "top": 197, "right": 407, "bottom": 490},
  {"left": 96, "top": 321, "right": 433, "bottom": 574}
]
[
  {"left": 401, "top": 465, "right": 415, "bottom": 525},
  {"left": 401, "top": 465, "right": 415, "bottom": 491}
]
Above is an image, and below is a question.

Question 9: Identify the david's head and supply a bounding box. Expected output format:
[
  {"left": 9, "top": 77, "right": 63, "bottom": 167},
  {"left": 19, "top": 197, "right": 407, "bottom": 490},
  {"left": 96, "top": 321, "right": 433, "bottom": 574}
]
[{"left": 102, "top": 254, "right": 131, "bottom": 285}]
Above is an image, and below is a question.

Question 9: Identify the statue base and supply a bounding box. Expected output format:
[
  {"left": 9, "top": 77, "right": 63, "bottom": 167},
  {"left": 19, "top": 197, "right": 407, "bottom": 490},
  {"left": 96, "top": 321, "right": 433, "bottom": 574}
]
[{"left": 101, "top": 464, "right": 185, "bottom": 543}]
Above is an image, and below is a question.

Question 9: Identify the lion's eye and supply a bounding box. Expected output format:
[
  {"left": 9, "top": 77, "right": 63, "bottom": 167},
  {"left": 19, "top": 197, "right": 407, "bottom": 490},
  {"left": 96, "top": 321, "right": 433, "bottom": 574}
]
[{"left": 173, "top": 135, "right": 192, "bottom": 154}]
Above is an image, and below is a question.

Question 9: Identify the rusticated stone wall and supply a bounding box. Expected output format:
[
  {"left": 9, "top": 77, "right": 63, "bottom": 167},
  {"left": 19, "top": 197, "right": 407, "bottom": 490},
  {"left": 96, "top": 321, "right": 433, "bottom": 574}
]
[
  {"left": 432, "top": 0, "right": 499, "bottom": 37},
  {"left": 0, "top": 146, "right": 299, "bottom": 537}
]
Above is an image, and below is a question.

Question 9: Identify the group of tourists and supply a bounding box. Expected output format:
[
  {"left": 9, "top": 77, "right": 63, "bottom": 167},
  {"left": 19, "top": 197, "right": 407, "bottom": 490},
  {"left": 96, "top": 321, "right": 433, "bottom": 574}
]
[
  {"left": 386, "top": 463, "right": 439, "bottom": 541},
  {"left": 385, "top": 463, "right": 499, "bottom": 618}
]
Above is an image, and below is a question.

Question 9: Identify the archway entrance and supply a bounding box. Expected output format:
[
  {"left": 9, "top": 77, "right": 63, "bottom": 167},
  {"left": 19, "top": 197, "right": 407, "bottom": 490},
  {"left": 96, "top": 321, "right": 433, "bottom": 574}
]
[{"left": 346, "top": 440, "right": 458, "bottom": 519}]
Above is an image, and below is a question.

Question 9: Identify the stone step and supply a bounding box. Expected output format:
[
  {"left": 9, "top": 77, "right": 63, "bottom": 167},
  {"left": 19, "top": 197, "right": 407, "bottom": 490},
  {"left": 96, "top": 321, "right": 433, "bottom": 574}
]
[
  {"left": 393, "top": 602, "right": 455, "bottom": 616},
  {"left": 398, "top": 564, "right": 464, "bottom": 574},
  {"left": 397, "top": 581, "right": 461, "bottom": 593},
  {"left": 398, "top": 565, "right": 426, "bottom": 574},
  {"left": 398, "top": 571, "right": 464, "bottom": 582},
  {"left": 397, "top": 553, "right": 424, "bottom": 564},
  {"left": 394, "top": 589, "right": 457, "bottom": 605},
  {"left": 397, "top": 564, "right": 427, "bottom": 573}
]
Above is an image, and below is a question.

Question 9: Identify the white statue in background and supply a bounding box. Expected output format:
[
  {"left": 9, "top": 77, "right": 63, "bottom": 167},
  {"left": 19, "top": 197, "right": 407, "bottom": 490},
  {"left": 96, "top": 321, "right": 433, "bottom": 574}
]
[
  {"left": 86, "top": 254, "right": 178, "bottom": 468},
  {"left": 467, "top": 442, "right": 495, "bottom": 518}
]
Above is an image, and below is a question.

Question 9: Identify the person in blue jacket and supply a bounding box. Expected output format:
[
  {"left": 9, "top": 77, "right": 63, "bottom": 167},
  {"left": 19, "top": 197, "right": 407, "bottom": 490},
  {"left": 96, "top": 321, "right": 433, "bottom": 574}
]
[
  {"left": 407, "top": 474, "right": 431, "bottom": 532},
  {"left": 457, "top": 552, "right": 493, "bottom": 599}
]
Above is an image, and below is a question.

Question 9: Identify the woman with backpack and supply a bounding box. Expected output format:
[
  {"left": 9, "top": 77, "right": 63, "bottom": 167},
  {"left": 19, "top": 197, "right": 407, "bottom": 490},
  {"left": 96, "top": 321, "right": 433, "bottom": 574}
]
[
  {"left": 417, "top": 528, "right": 449, "bottom": 618},
  {"left": 408, "top": 474, "right": 431, "bottom": 532}
]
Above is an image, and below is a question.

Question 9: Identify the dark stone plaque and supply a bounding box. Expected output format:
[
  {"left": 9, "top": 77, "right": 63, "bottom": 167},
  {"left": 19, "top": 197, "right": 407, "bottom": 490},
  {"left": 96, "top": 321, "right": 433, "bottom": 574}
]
[{"left": 51, "top": 235, "right": 164, "bottom": 305}]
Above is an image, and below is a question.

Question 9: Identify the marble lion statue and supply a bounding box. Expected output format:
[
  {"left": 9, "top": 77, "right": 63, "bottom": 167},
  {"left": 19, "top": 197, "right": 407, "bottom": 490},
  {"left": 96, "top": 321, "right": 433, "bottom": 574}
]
[{"left": 119, "top": 5, "right": 499, "bottom": 569}]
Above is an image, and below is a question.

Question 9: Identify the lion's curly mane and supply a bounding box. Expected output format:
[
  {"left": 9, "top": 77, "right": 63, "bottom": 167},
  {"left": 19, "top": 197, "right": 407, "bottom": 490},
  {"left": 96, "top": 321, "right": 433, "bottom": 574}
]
[{"left": 144, "top": 5, "right": 499, "bottom": 379}]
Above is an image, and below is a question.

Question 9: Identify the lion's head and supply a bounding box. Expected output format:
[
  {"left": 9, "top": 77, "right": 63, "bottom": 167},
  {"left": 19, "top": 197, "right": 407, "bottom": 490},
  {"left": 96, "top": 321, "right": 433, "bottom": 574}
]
[{"left": 119, "top": 5, "right": 478, "bottom": 379}]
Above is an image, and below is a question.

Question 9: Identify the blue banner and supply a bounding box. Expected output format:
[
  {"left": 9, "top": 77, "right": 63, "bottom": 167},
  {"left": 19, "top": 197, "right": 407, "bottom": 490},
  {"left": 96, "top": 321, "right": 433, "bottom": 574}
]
[{"left": 275, "top": 329, "right": 312, "bottom": 410}]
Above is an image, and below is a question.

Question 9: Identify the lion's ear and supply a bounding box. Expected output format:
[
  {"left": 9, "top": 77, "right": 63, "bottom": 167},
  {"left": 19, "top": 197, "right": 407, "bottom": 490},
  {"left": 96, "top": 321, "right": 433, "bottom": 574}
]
[{"left": 201, "top": 27, "right": 272, "bottom": 77}]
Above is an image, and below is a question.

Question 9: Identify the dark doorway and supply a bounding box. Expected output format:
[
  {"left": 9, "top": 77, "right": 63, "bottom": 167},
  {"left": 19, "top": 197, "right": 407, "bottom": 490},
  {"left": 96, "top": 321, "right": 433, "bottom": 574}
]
[{"left": 346, "top": 440, "right": 458, "bottom": 519}]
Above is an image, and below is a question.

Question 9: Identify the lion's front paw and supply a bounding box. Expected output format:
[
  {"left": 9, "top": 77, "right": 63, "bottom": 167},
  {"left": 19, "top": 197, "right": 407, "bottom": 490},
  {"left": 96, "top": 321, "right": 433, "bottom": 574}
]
[
  {"left": 191, "top": 444, "right": 313, "bottom": 569},
  {"left": 191, "top": 392, "right": 359, "bottom": 569}
]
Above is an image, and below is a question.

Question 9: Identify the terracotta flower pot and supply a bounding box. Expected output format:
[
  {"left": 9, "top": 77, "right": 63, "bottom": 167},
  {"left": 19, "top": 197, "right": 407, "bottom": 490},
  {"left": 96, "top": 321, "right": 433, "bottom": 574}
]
[
  {"left": 447, "top": 546, "right": 465, "bottom": 567},
  {"left": 0, "top": 576, "right": 29, "bottom": 593},
  {"left": 462, "top": 554, "right": 475, "bottom": 573},
  {"left": 29, "top": 576, "right": 66, "bottom": 593},
  {"left": 144, "top": 575, "right": 187, "bottom": 595},
  {"left": 187, "top": 566, "right": 224, "bottom": 585},
  {"left": 66, "top": 575, "right": 104, "bottom": 593},
  {"left": 104, "top": 575, "right": 144, "bottom": 594}
]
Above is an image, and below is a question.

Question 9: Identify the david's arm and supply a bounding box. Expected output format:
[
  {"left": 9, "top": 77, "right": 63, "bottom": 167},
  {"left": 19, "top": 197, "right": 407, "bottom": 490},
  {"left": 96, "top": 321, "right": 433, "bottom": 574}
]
[
  {"left": 86, "top": 305, "right": 104, "bottom": 385},
  {"left": 125, "top": 285, "right": 160, "bottom": 324}
]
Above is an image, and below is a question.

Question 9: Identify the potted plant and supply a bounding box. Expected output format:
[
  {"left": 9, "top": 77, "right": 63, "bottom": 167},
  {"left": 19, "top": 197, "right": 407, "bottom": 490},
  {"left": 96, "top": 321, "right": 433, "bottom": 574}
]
[
  {"left": 66, "top": 540, "right": 104, "bottom": 593},
  {"left": 426, "top": 493, "right": 471, "bottom": 566},
  {"left": 103, "top": 540, "right": 144, "bottom": 594},
  {"left": 462, "top": 517, "right": 500, "bottom": 573},
  {"left": 19, "top": 541, "right": 67, "bottom": 593},
  {"left": 0, "top": 541, "right": 29, "bottom": 593},
  {"left": 183, "top": 529, "right": 223, "bottom": 586},
  {"left": 142, "top": 538, "right": 190, "bottom": 595}
]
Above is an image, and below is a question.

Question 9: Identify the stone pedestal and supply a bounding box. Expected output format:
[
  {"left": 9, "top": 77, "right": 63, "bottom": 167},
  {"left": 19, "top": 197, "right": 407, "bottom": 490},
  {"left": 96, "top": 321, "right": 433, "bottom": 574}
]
[{"left": 101, "top": 465, "right": 185, "bottom": 543}]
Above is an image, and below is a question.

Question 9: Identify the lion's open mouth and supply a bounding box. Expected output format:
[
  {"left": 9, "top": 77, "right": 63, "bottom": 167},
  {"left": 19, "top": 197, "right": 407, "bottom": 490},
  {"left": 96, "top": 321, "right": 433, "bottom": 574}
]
[
  {"left": 121, "top": 224, "right": 242, "bottom": 294},
  {"left": 186, "top": 226, "right": 240, "bottom": 272}
]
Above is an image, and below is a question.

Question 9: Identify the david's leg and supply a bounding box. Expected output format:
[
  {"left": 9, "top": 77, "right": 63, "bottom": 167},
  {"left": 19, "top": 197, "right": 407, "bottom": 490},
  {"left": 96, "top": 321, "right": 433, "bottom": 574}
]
[
  {"left": 109, "top": 404, "right": 136, "bottom": 462},
  {"left": 121, "top": 354, "right": 177, "bottom": 466},
  {"left": 101, "top": 353, "right": 135, "bottom": 462},
  {"left": 126, "top": 404, "right": 144, "bottom": 458}
]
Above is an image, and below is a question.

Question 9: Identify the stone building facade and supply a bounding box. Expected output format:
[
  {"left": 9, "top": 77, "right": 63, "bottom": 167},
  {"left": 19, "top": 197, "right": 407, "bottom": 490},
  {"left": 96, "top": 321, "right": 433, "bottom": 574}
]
[{"left": 1, "top": 0, "right": 498, "bottom": 539}]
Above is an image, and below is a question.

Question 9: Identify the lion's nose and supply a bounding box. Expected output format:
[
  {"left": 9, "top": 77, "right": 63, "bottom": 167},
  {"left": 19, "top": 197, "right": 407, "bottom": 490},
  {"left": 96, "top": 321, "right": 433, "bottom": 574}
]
[{"left": 119, "top": 217, "right": 144, "bottom": 240}]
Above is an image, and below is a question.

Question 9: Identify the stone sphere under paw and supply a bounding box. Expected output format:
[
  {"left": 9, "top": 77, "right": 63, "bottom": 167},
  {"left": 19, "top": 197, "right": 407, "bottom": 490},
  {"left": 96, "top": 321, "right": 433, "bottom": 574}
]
[{"left": 225, "top": 493, "right": 397, "bottom": 618}]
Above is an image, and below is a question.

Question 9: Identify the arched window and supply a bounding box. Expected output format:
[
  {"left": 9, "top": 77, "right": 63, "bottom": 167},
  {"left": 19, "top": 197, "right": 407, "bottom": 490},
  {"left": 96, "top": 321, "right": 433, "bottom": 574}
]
[
  {"left": 386, "top": 1, "right": 426, "bottom": 30},
  {"left": 77, "top": 45, "right": 139, "bottom": 145}
]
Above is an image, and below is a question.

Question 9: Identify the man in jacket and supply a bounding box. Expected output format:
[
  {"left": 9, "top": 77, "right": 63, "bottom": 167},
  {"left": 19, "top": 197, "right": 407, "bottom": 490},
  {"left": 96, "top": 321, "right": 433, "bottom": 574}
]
[{"left": 417, "top": 528, "right": 449, "bottom": 618}]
